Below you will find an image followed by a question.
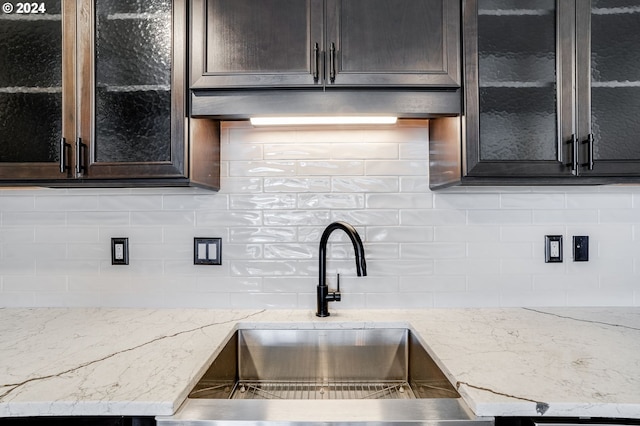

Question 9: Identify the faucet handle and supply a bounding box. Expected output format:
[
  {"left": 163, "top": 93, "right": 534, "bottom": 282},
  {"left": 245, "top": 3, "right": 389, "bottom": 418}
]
[{"left": 329, "top": 273, "right": 341, "bottom": 302}]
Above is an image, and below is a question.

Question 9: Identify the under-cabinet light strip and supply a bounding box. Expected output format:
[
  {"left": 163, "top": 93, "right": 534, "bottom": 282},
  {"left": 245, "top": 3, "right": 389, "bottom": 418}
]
[{"left": 250, "top": 116, "right": 398, "bottom": 126}]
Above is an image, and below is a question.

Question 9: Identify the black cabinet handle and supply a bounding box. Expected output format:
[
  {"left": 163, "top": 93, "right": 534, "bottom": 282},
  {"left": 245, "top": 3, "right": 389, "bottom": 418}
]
[
  {"left": 329, "top": 42, "right": 336, "bottom": 83},
  {"left": 313, "top": 42, "right": 319, "bottom": 82},
  {"left": 582, "top": 133, "right": 594, "bottom": 170},
  {"left": 76, "top": 138, "right": 87, "bottom": 175},
  {"left": 566, "top": 134, "right": 578, "bottom": 173},
  {"left": 59, "top": 137, "right": 71, "bottom": 174}
]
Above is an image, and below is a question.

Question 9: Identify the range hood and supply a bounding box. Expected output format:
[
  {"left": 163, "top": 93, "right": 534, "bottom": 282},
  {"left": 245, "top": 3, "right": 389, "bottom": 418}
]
[{"left": 190, "top": 89, "right": 462, "bottom": 120}]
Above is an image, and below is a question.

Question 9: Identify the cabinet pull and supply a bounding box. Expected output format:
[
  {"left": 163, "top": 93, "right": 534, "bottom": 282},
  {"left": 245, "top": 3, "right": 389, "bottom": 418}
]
[
  {"left": 582, "top": 133, "right": 594, "bottom": 170},
  {"left": 313, "top": 42, "right": 319, "bottom": 82},
  {"left": 329, "top": 42, "right": 336, "bottom": 83},
  {"left": 59, "top": 137, "right": 71, "bottom": 174},
  {"left": 76, "top": 138, "right": 87, "bottom": 175},
  {"left": 566, "top": 134, "right": 578, "bottom": 173}
]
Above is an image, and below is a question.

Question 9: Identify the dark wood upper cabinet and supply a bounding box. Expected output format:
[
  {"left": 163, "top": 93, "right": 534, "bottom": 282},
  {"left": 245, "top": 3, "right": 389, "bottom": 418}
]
[
  {"left": 0, "top": 0, "right": 68, "bottom": 180},
  {"left": 451, "top": 0, "right": 640, "bottom": 186},
  {"left": 0, "top": 0, "right": 219, "bottom": 189},
  {"left": 191, "top": 0, "right": 323, "bottom": 88},
  {"left": 325, "top": 0, "right": 459, "bottom": 87},
  {"left": 190, "top": 0, "right": 460, "bottom": 89}
]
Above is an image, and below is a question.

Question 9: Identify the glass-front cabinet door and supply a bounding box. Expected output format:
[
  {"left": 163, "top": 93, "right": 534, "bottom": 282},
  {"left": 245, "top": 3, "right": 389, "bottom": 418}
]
[
  {"left": 0, "top": 0, "right": 185, "bottom": 184},
  {"left": 464, "top": 0, "right": 574, "bottom": 178},
  {"left": 576, "top": 0, "right": 640, "bottom": 176},
  {"left": 464, "top": 0, "right": 640, "bottom": 181},
  {"left": 0, "top": 1, "right": 74, "bottom": 180},
  {"left": 78, "top": 0, "right": 185, "bottom": 180}
]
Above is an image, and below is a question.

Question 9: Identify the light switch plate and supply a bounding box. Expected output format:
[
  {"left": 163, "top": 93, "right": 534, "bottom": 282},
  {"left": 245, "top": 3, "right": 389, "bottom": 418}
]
[
  {"left": 111, "top": 237, "right": 129, "bottom": 265},
  {"left": 194, "top": 237, "right": 222, "bottom": 265},
  {"left": 573, "top": 236, "right": 589, "bottom": 262}
]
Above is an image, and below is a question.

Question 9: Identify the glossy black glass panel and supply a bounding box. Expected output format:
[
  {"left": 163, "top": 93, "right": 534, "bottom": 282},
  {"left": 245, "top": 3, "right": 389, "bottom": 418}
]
[
  {"left": 0, "top": 93, "right": 62, "bottom": 162},
  {"left": 477, "top": 0, "right": 557, "bottom": 161},
  {"left": 94, "top": 0, "right": 172, "bottom": 163},
  {"left": 590, "top": 0, "right": 640, "bottom": 160},
  {"left": 95, "top": 88, "right": 171, "bottom": 163},
  {"left": 0, "top": 2, "right": 62, "bottom": 162}
]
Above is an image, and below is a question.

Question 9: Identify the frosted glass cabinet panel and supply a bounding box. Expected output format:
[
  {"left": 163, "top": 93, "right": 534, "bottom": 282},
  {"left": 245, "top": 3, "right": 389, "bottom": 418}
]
[
  {"left": 477, "top": 0, "right": 557, "bottom": 162},
  {"left": 0, "top": 0, "right": 190, "bottom": 185},
  {"left": 577, "top": 0, "right": 640, "bottom": 175},
  {"left": 463, "top": 0, "right": 640, "bottom": 181},
  {"left": 0, "top": 1, "right": 66, "bottom": 179},
  {"left": 94, "top": 0, "right": 172, "bottom": 164}
]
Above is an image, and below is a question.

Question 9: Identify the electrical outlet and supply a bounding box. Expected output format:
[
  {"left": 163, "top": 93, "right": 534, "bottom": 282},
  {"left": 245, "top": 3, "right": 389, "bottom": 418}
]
[
  {"left": 194, "top": 237, "right": 222, "bottom": 265},
  {"left": 544, "top": 235, "right": 562, "bottom": 263},
  {"left": 111, "top": 238, "right": 129, "bottom": 265}
]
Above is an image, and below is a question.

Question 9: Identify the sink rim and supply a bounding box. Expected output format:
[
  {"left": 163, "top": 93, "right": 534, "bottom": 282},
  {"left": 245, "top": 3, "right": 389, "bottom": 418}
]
[
  {"left": 188, "top": 326, "right": 461, "bottom": 401},
  {"left": 156, "top": 325, "right": 493, "bottom": 426}
]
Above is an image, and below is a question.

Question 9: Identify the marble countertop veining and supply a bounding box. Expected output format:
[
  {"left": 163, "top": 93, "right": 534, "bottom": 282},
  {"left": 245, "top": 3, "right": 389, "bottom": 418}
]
[{"left": 0, "top": 307, "right": 638, "bottom": 419}]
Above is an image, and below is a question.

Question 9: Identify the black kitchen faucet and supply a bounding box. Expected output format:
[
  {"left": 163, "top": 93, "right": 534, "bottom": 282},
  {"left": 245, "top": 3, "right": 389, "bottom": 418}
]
[{"left": 316, "top": 221, "right": 367, "bottom": 317}]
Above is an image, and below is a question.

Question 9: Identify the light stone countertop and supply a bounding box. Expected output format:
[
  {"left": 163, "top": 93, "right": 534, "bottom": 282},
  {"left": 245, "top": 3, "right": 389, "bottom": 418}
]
[{"left": 0, "top": 308, "right": 638, "bottom": 419}]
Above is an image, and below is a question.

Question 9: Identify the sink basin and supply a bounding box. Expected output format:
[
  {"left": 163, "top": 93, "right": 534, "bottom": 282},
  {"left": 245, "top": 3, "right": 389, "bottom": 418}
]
[
  {"left": 189, "top": 328, "right": 459, "bottom": 400},
  {"left": 157, "top": 327, "right": 493, "bottom": 425}
]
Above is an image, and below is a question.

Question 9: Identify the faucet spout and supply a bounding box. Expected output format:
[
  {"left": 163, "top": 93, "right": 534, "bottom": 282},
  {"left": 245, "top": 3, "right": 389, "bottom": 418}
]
[{"left": 317, "top": 221, "right": 367, "bottom": 317}]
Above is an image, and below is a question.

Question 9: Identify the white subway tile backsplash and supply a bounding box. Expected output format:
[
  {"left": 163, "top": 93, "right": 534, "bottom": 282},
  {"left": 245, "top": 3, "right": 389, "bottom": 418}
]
[
  {"left": 332, "top": 177, "right": 399, "bottom": 193},
  {"left": 435, "top": 258, "right": 500, "bottom": 275},
  {"left": 365, "top": 160, "right": 428, "bottom": 176},
  {"left": 366, "top": 226, "right": 434, "bottom": 243},
  {"left": 67, "top": 211, "right": 130, "bottom": 226},
  {"left": 399, "top": 176, "right": 431, "bottom": 193},
  {"left": 434, "top": 193, "right": 501, "bottom": 210},
  {"left": 435, "top": 225, "right": 500, "bottom": 242},
  {"left": 1, "top": 121, "right": 639, "bottom": 307},
  {"left": 3, "top": 276, "right": 67, "bottom": 292},
  {"left": 229, "top": 161, "right": 297, "bottom": 177},
  {"left": 0, "top": 196, "right": 35, "bottom": 211},
  {"left": 35, "top": 195, "right": 99, "bottom": 211},
  {"left": 533, "top": 209, "right": 599, "bottom": 224},
  {"left": 230, "top": 194, "right": 297, "bottom": 210},
  {"left": 3, "top": 211, "right": 67, "bottom": 226},
  {"left": 468, "top": 210, "right": 532, "bottom": 224},
  {"left": 162, "top": 194, "right": 229, "bottom": 210},
  {"left": 298, "top": 193, "right": 365, "bottom": 209},
  {"left": 401, "top": 209, "right": 465, "bottom": 226},
  {"left": 298, "top": 160, "right": 364, "bottom": 176},
  {"left": 501, "top": 193, "right": 565, "bottom": 209},
  {"left": 567, "top": 193, "right": 632, "bottom": 209},
  {"left": 264, "top": 177, "right": 331, "bottom": 193},
  {"left": 366, "top": 292, "right": 433, "bottom": 309},
  {"left": 367, "top": 193, "right": 432, "bottom": 209},
  {"left": 219, "top": 177, "right": 263, "bottom": 193},
  {"left": 332, "top": 209, "right": 398, "bottom": 226},
  {"left": 400, "top": 275, "right": 466, "bottom": 293}
]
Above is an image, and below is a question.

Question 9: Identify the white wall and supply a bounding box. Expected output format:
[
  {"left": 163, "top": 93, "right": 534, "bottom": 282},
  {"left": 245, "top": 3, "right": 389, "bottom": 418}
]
[{"left": 0, "top": 120, "right": 639, "bottom": 308}]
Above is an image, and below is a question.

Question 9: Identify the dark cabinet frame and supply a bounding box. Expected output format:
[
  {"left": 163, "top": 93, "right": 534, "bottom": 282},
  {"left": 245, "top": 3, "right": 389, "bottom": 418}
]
[
  {"left": 189, "top": 0, "right": 462, "bottom": 118},
  {"left": 0, "top": 0, "right": 220, "bottom": 189},
  {"left": 75, "top": 0, "right": 186, "bottom": 181},
  {"left": 452, "top": 0, "right": 640, "bottom": 186},
  {"left": 190, "top": 0, "right": 460, "bottom": 90}
]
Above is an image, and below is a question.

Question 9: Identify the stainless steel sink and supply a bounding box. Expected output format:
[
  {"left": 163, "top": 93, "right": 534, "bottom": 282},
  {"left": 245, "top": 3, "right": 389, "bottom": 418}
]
[{"left": 157, "top": 328, "right": 494, "bottom": 425}]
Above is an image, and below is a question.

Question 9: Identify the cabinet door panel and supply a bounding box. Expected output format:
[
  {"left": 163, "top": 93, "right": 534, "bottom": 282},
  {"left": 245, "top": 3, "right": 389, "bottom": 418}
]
[
  {"left": 464, "top": 0, "right": 573, "bottom": 178},
  {"left": 327, "top": 0, "right": 459, "bottom": 87},
  {"left": 80, "top": 0, "right": 185, "bottom": 179},
  {"left": 0, "top": 1, "right": 68, "bottom": 179},
  {"left": 578, "top": 0, "right": 640, "bottom": 175},
  {"left": 191, "top": 0, "right": 323, "bottom": 88}
]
